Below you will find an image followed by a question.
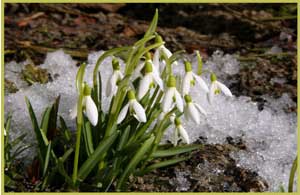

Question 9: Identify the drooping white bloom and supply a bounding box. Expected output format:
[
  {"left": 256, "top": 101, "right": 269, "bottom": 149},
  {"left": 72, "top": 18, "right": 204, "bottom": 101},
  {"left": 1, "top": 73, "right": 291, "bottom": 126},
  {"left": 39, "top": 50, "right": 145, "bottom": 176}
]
[
  {"left": 106, "top": 58, "right": 124, "bottom": 97},
  {"left": 70, "top": 85, "right": 98, "bottom": 126},
  {"left": 161, "top": 76, "right": 183, "bottom": 112},
  {"left": 117, "top": 90, "right": 147, "bottom": 124},
  {"left": 208, "top": 73, "right": 233, "bottom": 104},
  {"left": 132, "top": 52, "right": 160, "bottom": 81},
  {"left": 153, "top": 35, "right": 178, "bottom": 73},
  {"left": 181, "top": 61, "right": 209, "bottom": 95},
  {"left": 184, "top": 95, "right": 206, "bottom": 124},
  {"left": 171, "top": 117, "right": 190, "bottom": 146},
  {"left": 137, "top": 61, "right": 164, "bottom": 99}
]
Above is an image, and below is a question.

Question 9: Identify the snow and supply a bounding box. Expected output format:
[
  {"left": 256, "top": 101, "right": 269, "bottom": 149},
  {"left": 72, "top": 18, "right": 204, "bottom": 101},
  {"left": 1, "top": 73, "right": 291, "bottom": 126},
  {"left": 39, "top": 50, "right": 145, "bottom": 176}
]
[{"left": 4, "top": 49, "right": 297, "bottom": 191}]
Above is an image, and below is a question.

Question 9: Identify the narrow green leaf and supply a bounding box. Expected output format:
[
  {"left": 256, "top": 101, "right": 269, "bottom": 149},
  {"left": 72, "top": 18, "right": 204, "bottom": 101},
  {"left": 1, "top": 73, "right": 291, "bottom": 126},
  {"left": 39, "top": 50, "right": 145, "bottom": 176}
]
[
  {"left": 144, "top": 9, "right": 158, "bottom": 38},
  {"left": 140, "top": 156, "right": 189, "bottom": 175},
  {"left": 59, "top": 116, "right": 71, "bottom": 143},
  {"left": 47, "top": 96, "right": 60, "bottom": 140},
  {"left": 43, "top": 142, "right": 52, "bottom": 177},
  {"left": 117, "top": 126, "right": 130, "bottom": 151},
  {"left": 98, "top": 72, "right": 102, "bottom": 110},
  {"left": 83, "top": 121, "right": 94, "bottom": 156},
  {"left": 78, "top": 131, "right": 119, "bottom": 181},
  {"left": 40, "top": 107, "right": 52, "bottom": 135},
  {"left": 57, "top": 159, "right": 74, "bottom": 187},
  {"left": 151, "top": 144, "right": 201, "bottom": 158},
  {"left": 25, "top": 97, "right": 46, "bottom": 150},
  {"left": 40, "top": 128, "right": 49, "bottom": 146},
  {"left": 10, "top": 133, "right": 26, "bottom": 148},
  {"left": 288, "top": 156, "right": 297, "bottom": 192},
  {"left": 117, "top": 135, "right": 155, "bottom": 190},
  {"left": 59, "top": 148, "right": 74, "bottom": 163}
]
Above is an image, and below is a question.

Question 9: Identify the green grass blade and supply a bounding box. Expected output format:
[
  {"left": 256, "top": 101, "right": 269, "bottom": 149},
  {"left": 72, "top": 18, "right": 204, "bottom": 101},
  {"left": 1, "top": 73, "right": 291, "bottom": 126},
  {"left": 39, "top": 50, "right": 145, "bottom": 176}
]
[
  {"left": 40, "top": 107, "right": 52, "bottom": 135},
  {"left": 78, "top": 131, "right": 119, "bottom": 181},
  {"left": 59, "top": 116, "right": 71, "bottom": 143},
  {"left": 83, "top": 121, "right": 94, "bottom": 156},
  {"left": 140, "top": 156, "right": 189, "bottom": 175},
  {"left": 116, "top": 135, "right": 155, "bottom": 190},
  {"left": 59, "top": 148, "right": 74, "bottom": 163},
  {"left": 144, "top": 9, "right": 158, "bottom": 38},
  {"left": 25, "top": 97, "right": 46, "bottom": 150},
  {"left": 47, "top": 96, "right": 60, "bottom": 140},
  {"left": 151, "top": 144, "right": 201, "bottom": 158},
  {"left": 288, "top": 156, "right": 297, "bottom": 192},
  {"left": 117, "top": 125, "right": 130, "bottom": 151},
  {"left": 42, "top": 142, "right": 52, "bottom": 177}
]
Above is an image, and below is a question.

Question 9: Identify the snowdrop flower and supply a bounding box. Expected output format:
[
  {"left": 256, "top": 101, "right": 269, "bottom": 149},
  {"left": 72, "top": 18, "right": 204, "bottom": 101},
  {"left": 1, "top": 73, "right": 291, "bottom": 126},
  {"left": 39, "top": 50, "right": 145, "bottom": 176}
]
[
  {"left": 132, "top": 52, "right": 160, "bottom": 80},
  {"left": 161, "top": 76, "right": 183, "bottom": 112},
  {"left": 137, "top": 61, "right": 164, "bottom": 99},
  {"left": 184, "top": 95, "right": 206, "bottom": 124},
  {"left": 208, "top": 73, "right": 233, "bottom": 104},
  {"left": 171, "top": 117, "right": 190, "bottom": 146},
  {"left": 153, "top": 35, "right": 177, "bottom": 72},
  {"left": 70, "top": 85, "right": 98, "bottom": 126},
  {"left": 182, "top": 61, "right": 209, "bottom": 95},
  {"left": 117, "top": 90, "right": 147, "bottom": 124},
  {"left": 106, "top": 58, "right": 124, "bottom": 97}
]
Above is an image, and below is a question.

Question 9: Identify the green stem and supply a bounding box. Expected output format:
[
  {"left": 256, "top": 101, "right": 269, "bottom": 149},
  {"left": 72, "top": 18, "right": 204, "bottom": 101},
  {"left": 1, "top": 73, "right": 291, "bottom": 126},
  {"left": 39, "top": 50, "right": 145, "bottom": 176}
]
[{"left": 288, "top": 156, "right": 297, "bottom": 192}]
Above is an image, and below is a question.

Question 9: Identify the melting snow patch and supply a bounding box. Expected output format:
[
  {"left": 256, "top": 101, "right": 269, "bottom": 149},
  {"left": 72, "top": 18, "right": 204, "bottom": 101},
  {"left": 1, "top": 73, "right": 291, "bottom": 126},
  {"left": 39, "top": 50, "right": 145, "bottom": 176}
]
[{"left": 4, "top": 50, "right": 297, "bottom": 191}]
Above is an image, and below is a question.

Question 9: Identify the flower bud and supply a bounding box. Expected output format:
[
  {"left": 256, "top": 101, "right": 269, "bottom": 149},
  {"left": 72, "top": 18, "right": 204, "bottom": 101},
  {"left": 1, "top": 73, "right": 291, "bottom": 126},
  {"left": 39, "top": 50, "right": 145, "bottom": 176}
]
[{"left": 184, "top": 61, "right": 192, "bottom": 72}]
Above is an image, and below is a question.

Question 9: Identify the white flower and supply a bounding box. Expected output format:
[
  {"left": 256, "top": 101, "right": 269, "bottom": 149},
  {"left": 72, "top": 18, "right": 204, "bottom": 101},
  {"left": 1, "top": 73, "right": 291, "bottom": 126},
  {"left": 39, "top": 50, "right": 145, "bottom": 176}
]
[
  {"left": 132, "top": 53, "right": 160, "bottom": 81},
  {"left": 171, "top": 118, "right": 190, "bottom": 146},
  {"left": 137, "top": 61, "right": 164, "bottom": 99},
  {"left": 106, "top": 59, "right": 124, "bottom": 97},
  {"left": 70, "top": 95, "right": 98, "bottom": 126},
  {"left": 117, "top": 90, "right": 147, "bottom": 124},
  {"left": 181, "top": 61, "right": 209, "bottom": 95},
  {"left": 153, "top": 36, "right": 177, "bottom": 72},
  {"left": 208, "top": 73, "right": 233, "bottom": 104},
  {"left": 184, "top": 95, "right": 206, "bottom": 124},
  {"left": 161, "top": 76, "right": 183, "bottom": 113}
]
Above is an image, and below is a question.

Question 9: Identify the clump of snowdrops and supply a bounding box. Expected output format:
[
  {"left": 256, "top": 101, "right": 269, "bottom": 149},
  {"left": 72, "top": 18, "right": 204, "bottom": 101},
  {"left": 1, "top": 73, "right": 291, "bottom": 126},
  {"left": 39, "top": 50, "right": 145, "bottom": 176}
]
[{"left": 12, "top": 10, "right": 234, "bottom": 191}]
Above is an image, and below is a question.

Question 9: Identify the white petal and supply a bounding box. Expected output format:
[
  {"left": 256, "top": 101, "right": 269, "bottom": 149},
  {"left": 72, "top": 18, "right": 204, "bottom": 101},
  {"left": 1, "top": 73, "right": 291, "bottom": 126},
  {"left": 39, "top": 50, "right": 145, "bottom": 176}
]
[
  {"left": 70, "top": 102, "right": 78, "bottom": 119},
  {"left": 187, "top": 103, "right": 200, "bottom": 124},
  {"left": 152, "top": 72, "right": 164, "bottom": 90},
  {"left": 132, "top": 100, "right": 147, "bottom": 122},
  {"left": 117, "top": 103, "right": 129, "bottom": 124},
  {"left": 208, "top": 82, "right": 217, "bottom": 104},
  {"left": 182, "top": 72, "right": 192, "bottom": 95},
  {"left": 174, "top": 90, "right": 184, "bottom": 112},
  {"left": 178, "top": 125, "right": 190, "bottom": 144},
  {"left": 138, "top": 74, "right": 152, "bottom": 99},
  {"left": 132, "top": 61, "right": 144, "bottom": 80},
  {"left": 161, "top": 46, "right": 172, "bottom": 58},
  {"left": 116, "top": 70, "right": 124, "bottom": 80},
  {"left": 153, "top": 49, "right": 160, "bottom": 71},
  {"left": 85, "top": 96, "right": 98, "bottom": 126},
  {"left": 194, "top": 103, "right": 207, "bottom": 116},
  {"left": 216, "top": 81, "right": 233, "bottom": 97},
  {"left": 172, "top": 128, "right": 179, "bottom": 146},
  {"left": 106, "top": 73, "right": 117, "bottom": 97},
  {"left": 193, "top": 73, "right": 209, "bottom": 93},
  {"left": 162, "top": 88, "right": 175, "bottom": 112}
]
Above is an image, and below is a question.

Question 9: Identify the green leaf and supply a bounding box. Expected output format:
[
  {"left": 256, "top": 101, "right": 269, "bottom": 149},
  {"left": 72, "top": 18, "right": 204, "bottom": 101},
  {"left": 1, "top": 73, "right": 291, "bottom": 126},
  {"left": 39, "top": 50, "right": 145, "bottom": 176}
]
[
  {"left": 59, "top": 116, "right": 71, "bottom": 143},
  {"left": 25, "top": 97, "right": 46, "bottom": 150},
  {"left": 59, "top": 148, "right": 74, "bottom": 163},
  {"left": 77, "top": 131, "right": 119, "bottom": 181},
  {"left": 151, "top": 144, "right": 201, "bottom": 158},
  {"left": 47, "top": 96, "right": 60, "bottom": 140},
  {"left": 288, "top": 156, "right": 297, "bottom": 192},
  {"left": 140, "top": 156, "right": 189, "bottom": 175},
  {"left": 10, "top": 133, "right": 27, "bottom": 148},
  {"left": 144, "top": 9, "right": 158, "bottom": 38},
  {"left": 42, "top": 141, "right": 52, "bottom": 177},
  {"left": 83, "top": 120, "right": 94, "bottom": 156},
  {"left": 117, "top": 125, "right": 130, "bottom": 151},
  {"left": 57, "top": 158, "right": 74, "bottom": 187},
  {"left": 40, "top": 107, "right": 52, "bottom": 135},
  {"left": 116, "top": 135, "right": 155, "bottom": 190}
]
